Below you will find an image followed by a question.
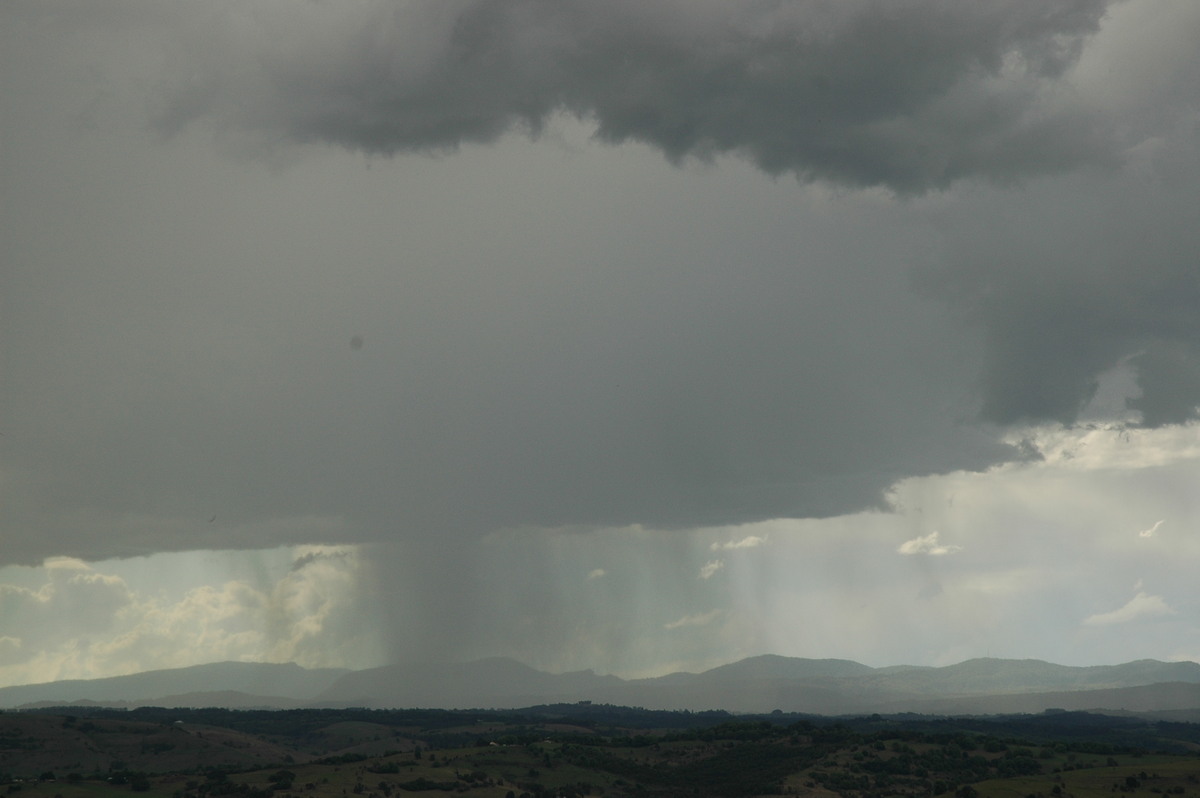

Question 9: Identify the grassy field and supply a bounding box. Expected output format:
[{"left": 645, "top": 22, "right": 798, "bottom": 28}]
[
  {"left": 973, "top": 757, "right": 1200, "bottom": 798},
  {"left": 6, "top": 708, "right": 1200, "bottom": 798},
  {"left": 7, "top": 746, "right": 1200, "bottom": 798}
]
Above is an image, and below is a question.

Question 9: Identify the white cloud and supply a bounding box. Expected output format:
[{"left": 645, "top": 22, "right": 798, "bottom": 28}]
[
  {"left": 710, "top": 535, "right": 766, "bottom": 551},
  {"left": 897, "top": 531, "right": 961, "bottom": 556},
  {"left": 699, "top": 560, "right": 725, "bottom": 580},
  {"left": 1009, "top": 423, "right": 1200, "bottom": 472},
  {"left": 0, "top": 559, "right": 136, "bottom": 644},
  {"left": 43, "top": 557, "right": 91, "bottom": 574},
  {"left": 0, "top": 545, "right": 379, "bottom": 686},
  {"left": 1084, "top": 591, "right": 1176, "bottom": 626},
  {"left": 0, "top": 638, "right": 22, "bottom": 667},
  {"left": 664, "top": 610, "right": 723, "bottom": 630},
  {"left": 586, "top": 568, "right": 606, "bottom": 580},
  {"left": 1138, "top": 519, "right": 1164, "bottom": 538}
]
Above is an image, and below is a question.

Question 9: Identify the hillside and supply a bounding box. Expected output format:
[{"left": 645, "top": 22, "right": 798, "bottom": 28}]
[
  {"left": 7, "top": 705, "right": 1200, "bottom": 798},
  {"left": 5, "top": 656, "right": 1200, "bottom": 715},
  {"left": 0, "top": 662, "right": 347, "bottom": 709}
]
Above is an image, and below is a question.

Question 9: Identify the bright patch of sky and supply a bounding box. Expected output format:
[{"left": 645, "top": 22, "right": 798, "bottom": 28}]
[{"left": 0, "top": 546, "right": 382, "bottom": 687}]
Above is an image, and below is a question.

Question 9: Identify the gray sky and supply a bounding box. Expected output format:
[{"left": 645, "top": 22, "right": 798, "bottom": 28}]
[{"left": 3, "top": 0, "right": 1200, "bottom": 686}]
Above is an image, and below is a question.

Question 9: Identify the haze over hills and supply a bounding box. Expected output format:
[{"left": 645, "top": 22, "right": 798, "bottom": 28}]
[
  {"left": 5, "top": 656, "right": 1200, "bottom": 716},
  {"left": 0, "top": 661, "right": 348, "bottom": 710}
]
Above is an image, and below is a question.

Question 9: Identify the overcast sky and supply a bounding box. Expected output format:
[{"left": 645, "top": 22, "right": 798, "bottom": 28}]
[{"left": 3, "top": 0, "right": 1200, "bottom": 687}]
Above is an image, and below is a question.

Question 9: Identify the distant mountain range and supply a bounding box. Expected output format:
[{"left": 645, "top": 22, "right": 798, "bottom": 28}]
[
  {"left": 5, "top": 655, "right": 1200, "bottom": 716},
  {"left": 0, "top": 661, "right": 348, "bottom": 710}
]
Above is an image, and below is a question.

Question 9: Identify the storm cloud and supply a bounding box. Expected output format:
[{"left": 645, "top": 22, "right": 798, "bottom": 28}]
[
  {"left": 159, "top": 0, "right": 1116, "bottom": 194},
  {"left": 4, "top": 1, "right": 1200, "bottom": 677}
]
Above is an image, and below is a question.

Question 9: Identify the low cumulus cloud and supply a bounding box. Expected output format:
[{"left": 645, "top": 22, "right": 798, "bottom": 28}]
[
  {"left": 1138, "top": 520, "right": 1164, "bottom": 538},
  {"left": 1083, "top": 591, "right": 1176, "bottom": 627},
  {"left": 711, "top": 535, "right": 766, "bottom": 551},
  {"left": 698, "top": 560, "right": 725, "bottom": 580},
  {"left": 0, "top": 547, "right": 375, "bottom": 686},
  {"left": 664, "top": 610, "right": 723, "bottom": 630},
  {"left": 0, "top": 638, "right": 22, "bottom": 668},
  {"left": 0, "top": 559, "right": 136, "bottom": 646},
  {"left": 897, "top": 531, "right": 961, "bottom": 556}
]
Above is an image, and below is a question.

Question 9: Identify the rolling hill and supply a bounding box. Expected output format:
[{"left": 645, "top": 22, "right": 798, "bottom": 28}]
[{"left": 5, "top": 655, "right": 1200, "bottom": 715}]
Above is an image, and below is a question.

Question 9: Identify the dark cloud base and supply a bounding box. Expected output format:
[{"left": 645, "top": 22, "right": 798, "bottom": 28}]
[{"left": 160, "top": 0, "right": 1116, "bottom": 194}]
